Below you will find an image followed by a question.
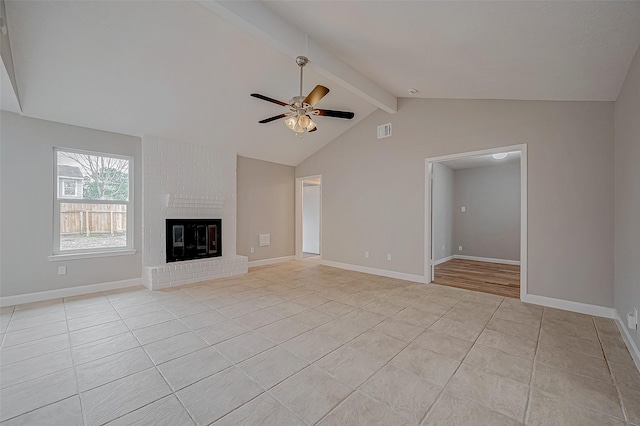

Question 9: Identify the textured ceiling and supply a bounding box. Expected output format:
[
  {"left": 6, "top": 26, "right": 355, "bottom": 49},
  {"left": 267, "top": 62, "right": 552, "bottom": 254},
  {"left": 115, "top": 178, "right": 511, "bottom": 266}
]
[
  {"left": 265, "top": 1, "right": 640, "bottom": 101},
  {"left": 2, "top": 1, "right": 376, "bottom": 166},
  {"left": 2, "top": 1, "right": 639, "bottom": 166}
]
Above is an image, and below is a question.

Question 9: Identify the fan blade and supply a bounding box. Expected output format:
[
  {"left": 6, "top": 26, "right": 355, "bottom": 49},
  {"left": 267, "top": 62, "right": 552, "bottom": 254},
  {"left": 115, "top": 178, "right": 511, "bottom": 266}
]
[
  {"left": 303, "top": 85, "right": 329, "bottom": 107},
  {"left": 251, "top": 93, "right": 289, "bottom": 107},
  {"left": 313, "top": 109, "right": 355, "bottom": 119},
  {"left": 259, "top": 113, "right": 287, "bottom": 124}
]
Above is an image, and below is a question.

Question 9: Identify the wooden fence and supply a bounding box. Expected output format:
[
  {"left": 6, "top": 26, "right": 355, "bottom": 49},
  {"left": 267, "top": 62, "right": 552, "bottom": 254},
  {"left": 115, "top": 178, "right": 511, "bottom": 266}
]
[{"left": 60, "top": 204, "right": 126, "bottom": 235}]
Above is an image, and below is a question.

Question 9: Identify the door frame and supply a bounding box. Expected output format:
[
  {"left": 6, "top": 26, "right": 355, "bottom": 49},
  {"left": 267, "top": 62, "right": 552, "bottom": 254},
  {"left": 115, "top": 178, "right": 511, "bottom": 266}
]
[
  {"left": 295, "top": 174, "right": 322, "bottom": 260},
  {"left": 424, "top": 144, "right": 528, "bottom": 300}
]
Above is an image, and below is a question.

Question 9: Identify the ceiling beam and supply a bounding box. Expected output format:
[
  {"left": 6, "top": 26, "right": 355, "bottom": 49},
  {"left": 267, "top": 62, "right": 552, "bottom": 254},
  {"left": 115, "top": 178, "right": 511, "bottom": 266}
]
[
  {"left": 197, "top": 0, "right": 397, "bottom": 114},
  {"left": 0, "top": 0, "right": 21, "bottom": 113}
]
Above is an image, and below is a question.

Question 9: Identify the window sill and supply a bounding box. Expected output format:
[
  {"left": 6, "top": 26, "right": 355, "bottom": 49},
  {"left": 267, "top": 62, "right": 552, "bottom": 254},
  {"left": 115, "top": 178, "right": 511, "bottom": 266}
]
[{"left": 48, "top": 249, "right": 137, "bottom": 262}]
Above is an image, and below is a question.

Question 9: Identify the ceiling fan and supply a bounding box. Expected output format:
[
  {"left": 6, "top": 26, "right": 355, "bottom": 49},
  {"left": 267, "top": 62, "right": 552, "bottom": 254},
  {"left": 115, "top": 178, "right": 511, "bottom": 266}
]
[{"left": 251, "top": 56, "right": 355, "bottom": 133}]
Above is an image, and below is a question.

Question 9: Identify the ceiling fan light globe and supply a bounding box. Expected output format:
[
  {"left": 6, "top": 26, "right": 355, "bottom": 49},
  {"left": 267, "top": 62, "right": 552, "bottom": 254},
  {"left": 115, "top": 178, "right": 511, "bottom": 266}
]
[
  {"left": 306, "top": 119, "right": 317, "bottom": 131},
  {"left": 285, "top": 116, "right": 297, "bottom": 130},
  {"left": 293, "top": 120, "right": 306, "bottom": 133},
  {"left": 298, "top": 114, "right": 310, "bottom": 128}
]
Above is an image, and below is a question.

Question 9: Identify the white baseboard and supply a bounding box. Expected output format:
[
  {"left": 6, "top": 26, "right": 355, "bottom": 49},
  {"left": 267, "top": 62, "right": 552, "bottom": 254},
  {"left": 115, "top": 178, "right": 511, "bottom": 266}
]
[
  {"left": 614, "top": 310, "right": 640, "bottom": 372},
  {"left": 248, "top": 255, "right": 296, "bottom": 268},
  {"left": 453, "top": 255, "right": 520, "bottom": 266},
  {"left": 321, "top": 260, "right": 424, "bottom": 284},
  {"left": 433, "top": 256, "right": 454, "bottom": 266},
  {"left": 521, "top": 293, "right": 615, "bottom": 318},
  {"left": 0, "top": 278, "right": 142, "bottom": 307}
]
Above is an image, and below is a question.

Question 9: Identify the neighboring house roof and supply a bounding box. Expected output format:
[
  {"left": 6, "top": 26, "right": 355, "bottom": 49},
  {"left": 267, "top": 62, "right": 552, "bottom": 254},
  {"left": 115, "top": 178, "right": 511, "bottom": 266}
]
[{"left": 58, "top": 165, "right": 83, "bottom": 179}]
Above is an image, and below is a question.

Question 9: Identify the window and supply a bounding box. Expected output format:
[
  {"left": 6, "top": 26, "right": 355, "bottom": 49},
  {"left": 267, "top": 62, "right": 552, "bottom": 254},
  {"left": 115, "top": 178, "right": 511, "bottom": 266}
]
[
  {"left": 62, "top": 179, "right": 77, "bottom": 197},
  {"left": 53, "top": 148, "right": 133, "bottom": 256}
]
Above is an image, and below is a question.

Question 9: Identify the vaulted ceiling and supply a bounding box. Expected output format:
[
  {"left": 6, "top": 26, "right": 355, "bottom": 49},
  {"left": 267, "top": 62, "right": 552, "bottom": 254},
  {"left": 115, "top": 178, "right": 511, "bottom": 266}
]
[{"left": 2, "top": 1, "right": 639, "bottom": 166}]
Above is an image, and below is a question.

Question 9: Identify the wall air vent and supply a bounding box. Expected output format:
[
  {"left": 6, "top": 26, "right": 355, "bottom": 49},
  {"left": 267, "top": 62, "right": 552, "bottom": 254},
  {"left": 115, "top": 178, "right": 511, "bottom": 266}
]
[{"left": 377, "top": 123, "right": 392, "bottom": 139}]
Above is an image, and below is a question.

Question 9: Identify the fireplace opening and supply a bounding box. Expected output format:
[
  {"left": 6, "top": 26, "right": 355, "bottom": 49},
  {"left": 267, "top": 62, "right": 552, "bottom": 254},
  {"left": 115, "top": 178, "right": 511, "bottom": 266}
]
[{"left": 166, "top": 219, "right": 221, "bottom": 263}]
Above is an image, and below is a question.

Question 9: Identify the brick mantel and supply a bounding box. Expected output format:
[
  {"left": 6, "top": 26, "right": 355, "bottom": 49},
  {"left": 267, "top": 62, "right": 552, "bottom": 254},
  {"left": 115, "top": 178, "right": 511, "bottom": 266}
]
[{"left": 141, "top": 135, "right": 247, "bottom": 289}]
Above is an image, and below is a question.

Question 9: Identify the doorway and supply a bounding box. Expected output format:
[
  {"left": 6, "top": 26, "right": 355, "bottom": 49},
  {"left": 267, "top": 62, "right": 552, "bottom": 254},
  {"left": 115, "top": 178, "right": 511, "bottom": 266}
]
[
  {"left": 295, "top": 175, "right": 322, "bottom": 260},
  {"left": 425, "top": 145, "right": 527, "bottom": 299}
]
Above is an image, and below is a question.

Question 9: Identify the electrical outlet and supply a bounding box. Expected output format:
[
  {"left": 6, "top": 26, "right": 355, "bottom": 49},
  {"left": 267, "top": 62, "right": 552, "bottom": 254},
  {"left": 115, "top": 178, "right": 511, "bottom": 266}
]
[
  {"left": 387, "top": 254, "right": 392, "bottom": 261},
  {"left": 250, "top": 247, "right": 255, "bottom": 254},
  {"left": 365, "top": 251, "right": 369, "bottom": 258},
  {"left": 58, "top": 266, "right": 66, "bottom": 275},
  {"left": 628, "top": 308, "right": 638, "bottom": 330},
  {"left": 442, "top": 245, "right": 445, "bottom": 251},
  {"left": 461, "top": 206, "right": 466, "bottom": 212},
  {"left": 458, "top": 246, "right": 463, "bottom": 251}
]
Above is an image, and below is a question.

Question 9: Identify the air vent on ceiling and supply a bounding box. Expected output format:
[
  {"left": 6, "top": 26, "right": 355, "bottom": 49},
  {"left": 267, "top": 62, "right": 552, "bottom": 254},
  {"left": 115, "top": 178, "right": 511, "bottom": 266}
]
[{"left": 377, "top": 123, "right": 392, "bottom": 139}]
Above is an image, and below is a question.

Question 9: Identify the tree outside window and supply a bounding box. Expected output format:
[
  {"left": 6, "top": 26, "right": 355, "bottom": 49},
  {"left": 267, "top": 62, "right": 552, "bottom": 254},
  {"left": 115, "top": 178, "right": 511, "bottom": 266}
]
[{"left": 58, "top": 152, "right": 129, "bottom": 201}]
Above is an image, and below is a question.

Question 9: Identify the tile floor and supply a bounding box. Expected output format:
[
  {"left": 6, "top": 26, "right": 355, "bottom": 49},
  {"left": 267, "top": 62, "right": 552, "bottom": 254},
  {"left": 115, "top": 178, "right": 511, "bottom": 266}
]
[{"left": 0, "top": 259, "right": 638, "bottom": 425}]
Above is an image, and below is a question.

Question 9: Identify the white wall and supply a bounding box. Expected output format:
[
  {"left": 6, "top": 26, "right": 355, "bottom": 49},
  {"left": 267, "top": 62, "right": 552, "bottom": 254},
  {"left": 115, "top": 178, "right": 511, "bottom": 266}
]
[
  {"left": 432, "top": 162, "right": 454, "bottom": 262},
  {"left": 453, "top": 162, "right": 520, "bottom": 261},
  {"left": 303, "top": 184, "right": 320, "bottom": 254},
  {"left": 614, "top": 46, "right": 640, "bottom": 352},
  {"left": 0, "top": 112, "right": 142, "bottom": 297},
  {"left": 236, "top": 156, "right": 295, "bottom": 262},
  {"left": 296, "top": 99, "right": 614, "bottom": 308}
]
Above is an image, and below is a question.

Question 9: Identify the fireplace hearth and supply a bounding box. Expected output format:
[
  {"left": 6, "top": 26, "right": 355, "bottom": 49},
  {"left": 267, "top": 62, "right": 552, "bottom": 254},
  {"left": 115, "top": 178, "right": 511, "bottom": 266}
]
[{"left": 166, "top": 219, "right": 221, "bottom": 263}]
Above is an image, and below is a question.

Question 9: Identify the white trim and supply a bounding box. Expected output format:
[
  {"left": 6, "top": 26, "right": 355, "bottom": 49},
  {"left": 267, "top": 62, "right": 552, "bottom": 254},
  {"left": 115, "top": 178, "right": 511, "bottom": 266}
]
[
  {"left": 248, "top": 255, "right": 296, "bottom": 268},
  {"left": 425, "top": 161, "right": 434, "bottom": 282},
  {"left": 295, "top": 174, "right": 322, "bottom": 261},
  {"left": 424, "top": 144, "right": 527, "bottom": 164},
  {"left": 522, "top": 293, "right": 615, "bottom": 319},
  {"left": 55, "top": 199, "right": 129, "bottom": 206},
  {"left": 520, "top": 145, "right": 528, "bottom": 300},
  {"left": 424, "top": 144, "right": 528, "bottom": 301},
  {"left": 613, "top": 310, "right": 640, "bottom": 372},
  {"left": 433, "top": 255, "right": 454, "bottom": 266},
  {"left": 48, "top": 249, "right": 137, "bottom": 262},
  {"left": 0, "top": 278, "right": 141, "bottom": 307},
  {"left": 452, "top": 255, "right": 520, "bottom": 266},
  {"left": 321, "top": 260, "right": 424, "bottom": 283},
  {"left": 295, "top": 178, "right": 302, "bottom": 261}
]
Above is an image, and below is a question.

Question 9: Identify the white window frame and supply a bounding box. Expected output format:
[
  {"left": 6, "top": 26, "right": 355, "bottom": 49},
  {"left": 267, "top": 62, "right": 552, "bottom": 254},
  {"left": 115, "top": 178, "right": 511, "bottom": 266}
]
[
  {"left": 50, "top": 147, "right": 135, "bottom": 261},
  {"left": 61, "top": 179, "right": 78, "bottom": 197}
]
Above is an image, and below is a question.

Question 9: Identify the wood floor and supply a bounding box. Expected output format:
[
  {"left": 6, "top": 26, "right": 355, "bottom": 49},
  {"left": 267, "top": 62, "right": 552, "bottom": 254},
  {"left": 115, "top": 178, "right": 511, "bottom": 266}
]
[{"left": 433, "top": 258, "right": 520, "bottom": 298}]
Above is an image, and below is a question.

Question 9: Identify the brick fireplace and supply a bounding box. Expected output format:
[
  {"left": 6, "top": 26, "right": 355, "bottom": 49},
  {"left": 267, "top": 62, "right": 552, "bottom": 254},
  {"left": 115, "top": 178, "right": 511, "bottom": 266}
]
[{"left": 142, "top": 135, "right": 247, "bottom": 290}]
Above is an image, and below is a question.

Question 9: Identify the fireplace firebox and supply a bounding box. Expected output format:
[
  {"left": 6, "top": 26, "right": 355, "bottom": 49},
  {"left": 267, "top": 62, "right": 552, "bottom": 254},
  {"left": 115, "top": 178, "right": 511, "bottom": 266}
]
[{"left": 166, "top": 219, "right": 221, "bottom": 263}]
